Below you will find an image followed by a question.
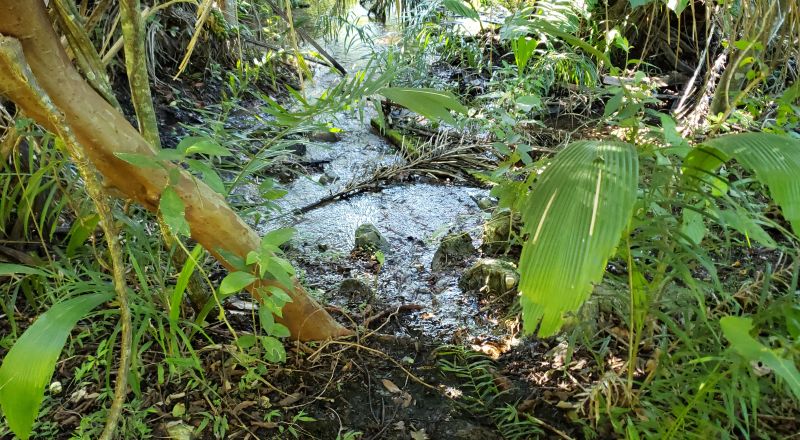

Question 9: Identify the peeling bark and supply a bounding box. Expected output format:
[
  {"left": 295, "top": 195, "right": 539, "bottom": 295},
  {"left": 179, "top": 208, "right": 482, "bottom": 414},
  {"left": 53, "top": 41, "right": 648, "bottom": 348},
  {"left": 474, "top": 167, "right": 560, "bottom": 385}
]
[{"left": 0, "top": 0, "right": 350, "bottom": 341}]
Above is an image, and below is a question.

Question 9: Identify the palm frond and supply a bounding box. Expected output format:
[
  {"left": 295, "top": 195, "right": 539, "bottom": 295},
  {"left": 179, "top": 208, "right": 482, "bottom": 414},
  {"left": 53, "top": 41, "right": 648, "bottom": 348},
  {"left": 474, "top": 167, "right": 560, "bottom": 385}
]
[{"left": 519, "top": 140, "right": 639, "bottom": 336}]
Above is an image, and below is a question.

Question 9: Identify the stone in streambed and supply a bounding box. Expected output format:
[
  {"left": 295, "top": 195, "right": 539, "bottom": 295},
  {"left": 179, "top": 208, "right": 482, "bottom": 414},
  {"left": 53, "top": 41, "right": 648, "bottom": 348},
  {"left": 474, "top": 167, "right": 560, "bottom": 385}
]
[
  {"left": 459, "top": 258, "right": 519, "bottom": 298},
  {"left": 481, "top": 209, "right": 521, "bottom": 256},
  {"left": 354, "top": 224, "right": 389, "bottom": 252},
  {"left": 431, "top": 232, "right": 475, "bottom": 271},
  {"left": 310, "top": 130, "right": 341, "bottom": 143},
  {"left": 338, "top": 278, "right": 373, "bottom": 300}
]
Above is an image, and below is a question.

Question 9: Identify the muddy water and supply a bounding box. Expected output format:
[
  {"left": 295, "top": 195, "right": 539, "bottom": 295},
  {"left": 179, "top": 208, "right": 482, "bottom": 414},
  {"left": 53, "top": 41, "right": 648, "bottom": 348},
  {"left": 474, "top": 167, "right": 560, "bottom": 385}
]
[{"left": 253, "top": 5, "right": 493, "bottom": 340}]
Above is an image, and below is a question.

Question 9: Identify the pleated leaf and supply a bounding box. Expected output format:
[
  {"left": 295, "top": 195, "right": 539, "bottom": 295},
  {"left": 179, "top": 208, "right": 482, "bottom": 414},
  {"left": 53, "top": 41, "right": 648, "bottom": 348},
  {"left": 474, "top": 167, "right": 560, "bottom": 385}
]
[
  {"left": 0, "top": 293, "right": 111, "bottom": 439},
  {"left": 519, "top": 140, "right": 638, "bottom": 336},
  {"left": 684, "top": 133, "right": 800, "bottom": 234}
]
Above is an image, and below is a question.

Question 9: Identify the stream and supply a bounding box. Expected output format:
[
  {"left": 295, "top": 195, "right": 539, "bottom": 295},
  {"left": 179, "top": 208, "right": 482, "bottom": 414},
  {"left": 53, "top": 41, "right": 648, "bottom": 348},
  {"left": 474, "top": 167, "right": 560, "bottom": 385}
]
[{"left": 248, "top": 5, "right": 497, "bottom": 341}]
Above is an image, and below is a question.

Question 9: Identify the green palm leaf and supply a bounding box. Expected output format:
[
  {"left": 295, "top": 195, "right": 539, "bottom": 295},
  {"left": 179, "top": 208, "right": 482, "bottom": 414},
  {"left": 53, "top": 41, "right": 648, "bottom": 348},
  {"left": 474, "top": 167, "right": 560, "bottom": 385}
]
[
  {"left": 519, "top": 140, "right": 638, "bottom": 336},
  {"left": 684, "top": 132, "right": 800, "bottom": 234},
  {"left": 378, "top": 87, "right": 467, "bottom": 125},
  {"left": 0, "top": 293, "right": 111, "bottom": 439}
]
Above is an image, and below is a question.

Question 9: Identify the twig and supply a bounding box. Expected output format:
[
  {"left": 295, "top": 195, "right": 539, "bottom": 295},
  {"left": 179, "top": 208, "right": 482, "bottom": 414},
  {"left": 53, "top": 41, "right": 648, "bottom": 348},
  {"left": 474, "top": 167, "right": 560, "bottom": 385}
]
[{"left": 362, "top": 304, "right": 422, "bottom": 329}]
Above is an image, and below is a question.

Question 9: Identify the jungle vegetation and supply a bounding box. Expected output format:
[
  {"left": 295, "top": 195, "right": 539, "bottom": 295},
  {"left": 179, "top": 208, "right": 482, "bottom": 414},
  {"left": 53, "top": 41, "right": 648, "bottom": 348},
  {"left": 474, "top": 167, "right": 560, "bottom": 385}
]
[{"left": 0, "top": 0, "right": 799, "bottom": 438}]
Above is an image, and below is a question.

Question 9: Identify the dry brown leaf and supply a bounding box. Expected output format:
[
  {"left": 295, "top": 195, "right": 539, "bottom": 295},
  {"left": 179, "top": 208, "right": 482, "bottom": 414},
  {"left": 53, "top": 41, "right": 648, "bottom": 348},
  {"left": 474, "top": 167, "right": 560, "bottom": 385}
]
[
  {"left": 382, "top": 378, "right": 401, "bottom": 394},
  {"left": 277, "top": 392, "right": 303, "bottom": 407}
]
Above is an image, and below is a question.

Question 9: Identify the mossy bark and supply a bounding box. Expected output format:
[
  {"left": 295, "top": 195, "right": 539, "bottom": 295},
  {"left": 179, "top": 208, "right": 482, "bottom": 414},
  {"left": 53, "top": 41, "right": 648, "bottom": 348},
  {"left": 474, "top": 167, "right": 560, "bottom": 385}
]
[
  {"left": 119, "top": 0, "right": 161, "bottom": 148},
  {"left": 0, "top": 0, "right": 349, "bottom": 341}
]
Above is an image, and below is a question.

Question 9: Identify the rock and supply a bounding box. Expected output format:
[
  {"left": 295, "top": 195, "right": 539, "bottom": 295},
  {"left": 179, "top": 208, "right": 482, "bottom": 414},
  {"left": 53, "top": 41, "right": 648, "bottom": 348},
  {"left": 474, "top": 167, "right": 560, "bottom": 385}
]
[
  {"left": 286, "top": 142, "right": 306, "bottom": 156},
  {"left": 310, "top": 130, "right": 341, "bottom": 143},
  {"left": 165, "top": 421, "right": 193, "bottom": 440},
  {"left": 459, "top": 258, "right": 518, "bottom": 298},
  {"left": 431, "top": 232, "right": 475, "bottom": 271},
  {"left": 318, "top": 172, "right": 336, "bottom": 185},
  {"left": 338, "top": 278, "right": 373, "bottom": 300},
  {"left": 354, "top": 224, "right": 389, "bottom": 252},
  {"left": 476, "top": 196, "right": 495, "bottom": 211},
  {"left": 447, "top": 420, "right": 497, "bottom": 440},
  {"left": 481, "top": 210, "right": 521, "bottom": 256}
]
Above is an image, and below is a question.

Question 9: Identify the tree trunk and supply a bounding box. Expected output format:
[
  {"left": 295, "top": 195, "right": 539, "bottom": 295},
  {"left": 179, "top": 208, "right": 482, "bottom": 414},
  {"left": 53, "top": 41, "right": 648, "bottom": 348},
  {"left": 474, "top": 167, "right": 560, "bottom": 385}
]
[{"left": 0, "top": 0, "right": 350, "bottom": 341}]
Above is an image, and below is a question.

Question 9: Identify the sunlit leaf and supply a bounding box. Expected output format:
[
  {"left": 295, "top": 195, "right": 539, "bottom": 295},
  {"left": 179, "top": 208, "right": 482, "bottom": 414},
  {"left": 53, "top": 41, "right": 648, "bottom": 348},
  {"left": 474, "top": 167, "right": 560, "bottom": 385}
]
[
  {"left": 378, "top": 87, "right": 467, "bottom": 125},
  {"left": 443, "top": 0, "right": 479, "bottom": 19},
  {"left": 0, "top": 293, "right": 112, "bottom": 439},
  {"left": 684, "top": 133, "right": 800, "bottom": 234},
  {"left": 219, "top": 271, "right": 257, "bottom": 295},
  {"left": 159, "top": 186, "right": 190, "bottom": 237},
  {"left": 519, "top": 140, "right": 638, "bottom": 336},
  {"left": 177, "top": 136, "right": 231, "bottom": 157}
]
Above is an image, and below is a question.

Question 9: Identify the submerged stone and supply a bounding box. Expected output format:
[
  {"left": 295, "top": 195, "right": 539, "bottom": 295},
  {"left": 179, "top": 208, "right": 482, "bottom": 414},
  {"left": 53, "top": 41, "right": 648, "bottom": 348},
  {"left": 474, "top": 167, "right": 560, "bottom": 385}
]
[
  {"left": 459, "top": 258, "right": 519, "bottom": 298},
  {"left": 431, "top": 232, "right": 475, "bottom": 271},
  {"left": 354, "top": 223, "right": 389, "bottom": 252}
]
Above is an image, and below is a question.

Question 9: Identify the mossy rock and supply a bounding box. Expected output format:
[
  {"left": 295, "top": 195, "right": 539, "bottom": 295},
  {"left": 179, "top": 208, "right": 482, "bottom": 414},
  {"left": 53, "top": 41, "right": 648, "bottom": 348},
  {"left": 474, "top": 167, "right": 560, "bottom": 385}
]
[
  {"left": 354, "top": 223, "right": 389, "bottom": 252},
  {"left": 459, "top": 258, "right": 519, "bottom": 298},
  {"left": 432, "top": 232, "right": 475, "bottom": 271},
  {"left": 338, "top": 278, "right": 373, "bottom": 300},
  {"left": 481, "top": 210, "right": 521, "bottom": 256}
]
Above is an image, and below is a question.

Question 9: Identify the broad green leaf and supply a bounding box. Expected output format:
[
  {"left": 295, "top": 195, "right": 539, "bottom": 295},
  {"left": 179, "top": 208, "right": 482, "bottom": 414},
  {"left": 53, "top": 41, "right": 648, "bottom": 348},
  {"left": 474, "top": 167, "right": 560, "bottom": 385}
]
[
  {"left": 720, "top": 316, "right": 800, "bottom": 401},
  {"left": 684, "top": 133, "right": 800, "bottom": 234},
  {"left": 680, "top": 208, "right": 706, "bottom": 245},
  {"left": 443, "top": 0, "right": 479, "bottom": 19},
  {"left": 155, "top": 149, "right": 185, "bottom": 162},
  {"left": 187, "top": 160, "right": 226, "bottom": 194},
  {"left": 261, "top": 228, "right": 295, "bottom": 249},
  {"left": 0, "top": 264, "right": 44, "bottom": 277},
  {"left": 515, "top": 95, "right": 542, "bottom": 112},
  {"left": 235, "top": 334, "right": 257, "bottom": 349},
  {"left": 219, "top": 271, "right": 257, "bottom": 295},
  {"left": 176, "top": 136, "right": 231, "bottom": 157},
  {"left": 114, "top": 152, "right": 161, "bottom": 169},
  {"left": 159, "top": 186, "right": 190, "bottom": 237},
  {"left": 519, "top": 140, "right": 638, "bottom": 336},
  {"left": 0, "top": 293, "right": 112, "bottom": 439},
  {"left": 268, "top": 323, "right": 291, "bottom": 338},
  {"left": 259, "top": 305, "right": 275, "bottom": 329},
  {"left": 260, "top": 336, "right": 286, "bottom": 363},
  {"left": 378, "top": 88, "right": 467, "bottom": 125}
]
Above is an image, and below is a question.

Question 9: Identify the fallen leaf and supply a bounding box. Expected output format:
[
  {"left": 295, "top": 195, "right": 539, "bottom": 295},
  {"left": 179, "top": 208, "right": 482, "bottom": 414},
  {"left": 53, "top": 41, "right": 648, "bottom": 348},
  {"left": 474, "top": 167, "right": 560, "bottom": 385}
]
[
  {"left": 382, "top": 378, "right": 401, "bottom": 394},
  {"left": 277, "top": 392, "right": 303, "bottom": 407}
]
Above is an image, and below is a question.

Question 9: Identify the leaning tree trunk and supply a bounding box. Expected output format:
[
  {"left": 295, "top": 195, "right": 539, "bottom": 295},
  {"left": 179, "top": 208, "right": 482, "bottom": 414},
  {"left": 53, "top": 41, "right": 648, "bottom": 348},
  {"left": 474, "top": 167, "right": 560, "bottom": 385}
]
[{"left": 0, "top": 0, "right": 350, "bottom": 341}]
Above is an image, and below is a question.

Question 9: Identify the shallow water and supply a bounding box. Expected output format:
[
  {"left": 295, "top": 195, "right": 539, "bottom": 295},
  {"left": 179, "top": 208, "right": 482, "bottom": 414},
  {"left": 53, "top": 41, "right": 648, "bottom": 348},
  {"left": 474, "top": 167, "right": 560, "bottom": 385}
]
[{"left": 250, "top": 4, "right": 493, "bottom": 340}]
